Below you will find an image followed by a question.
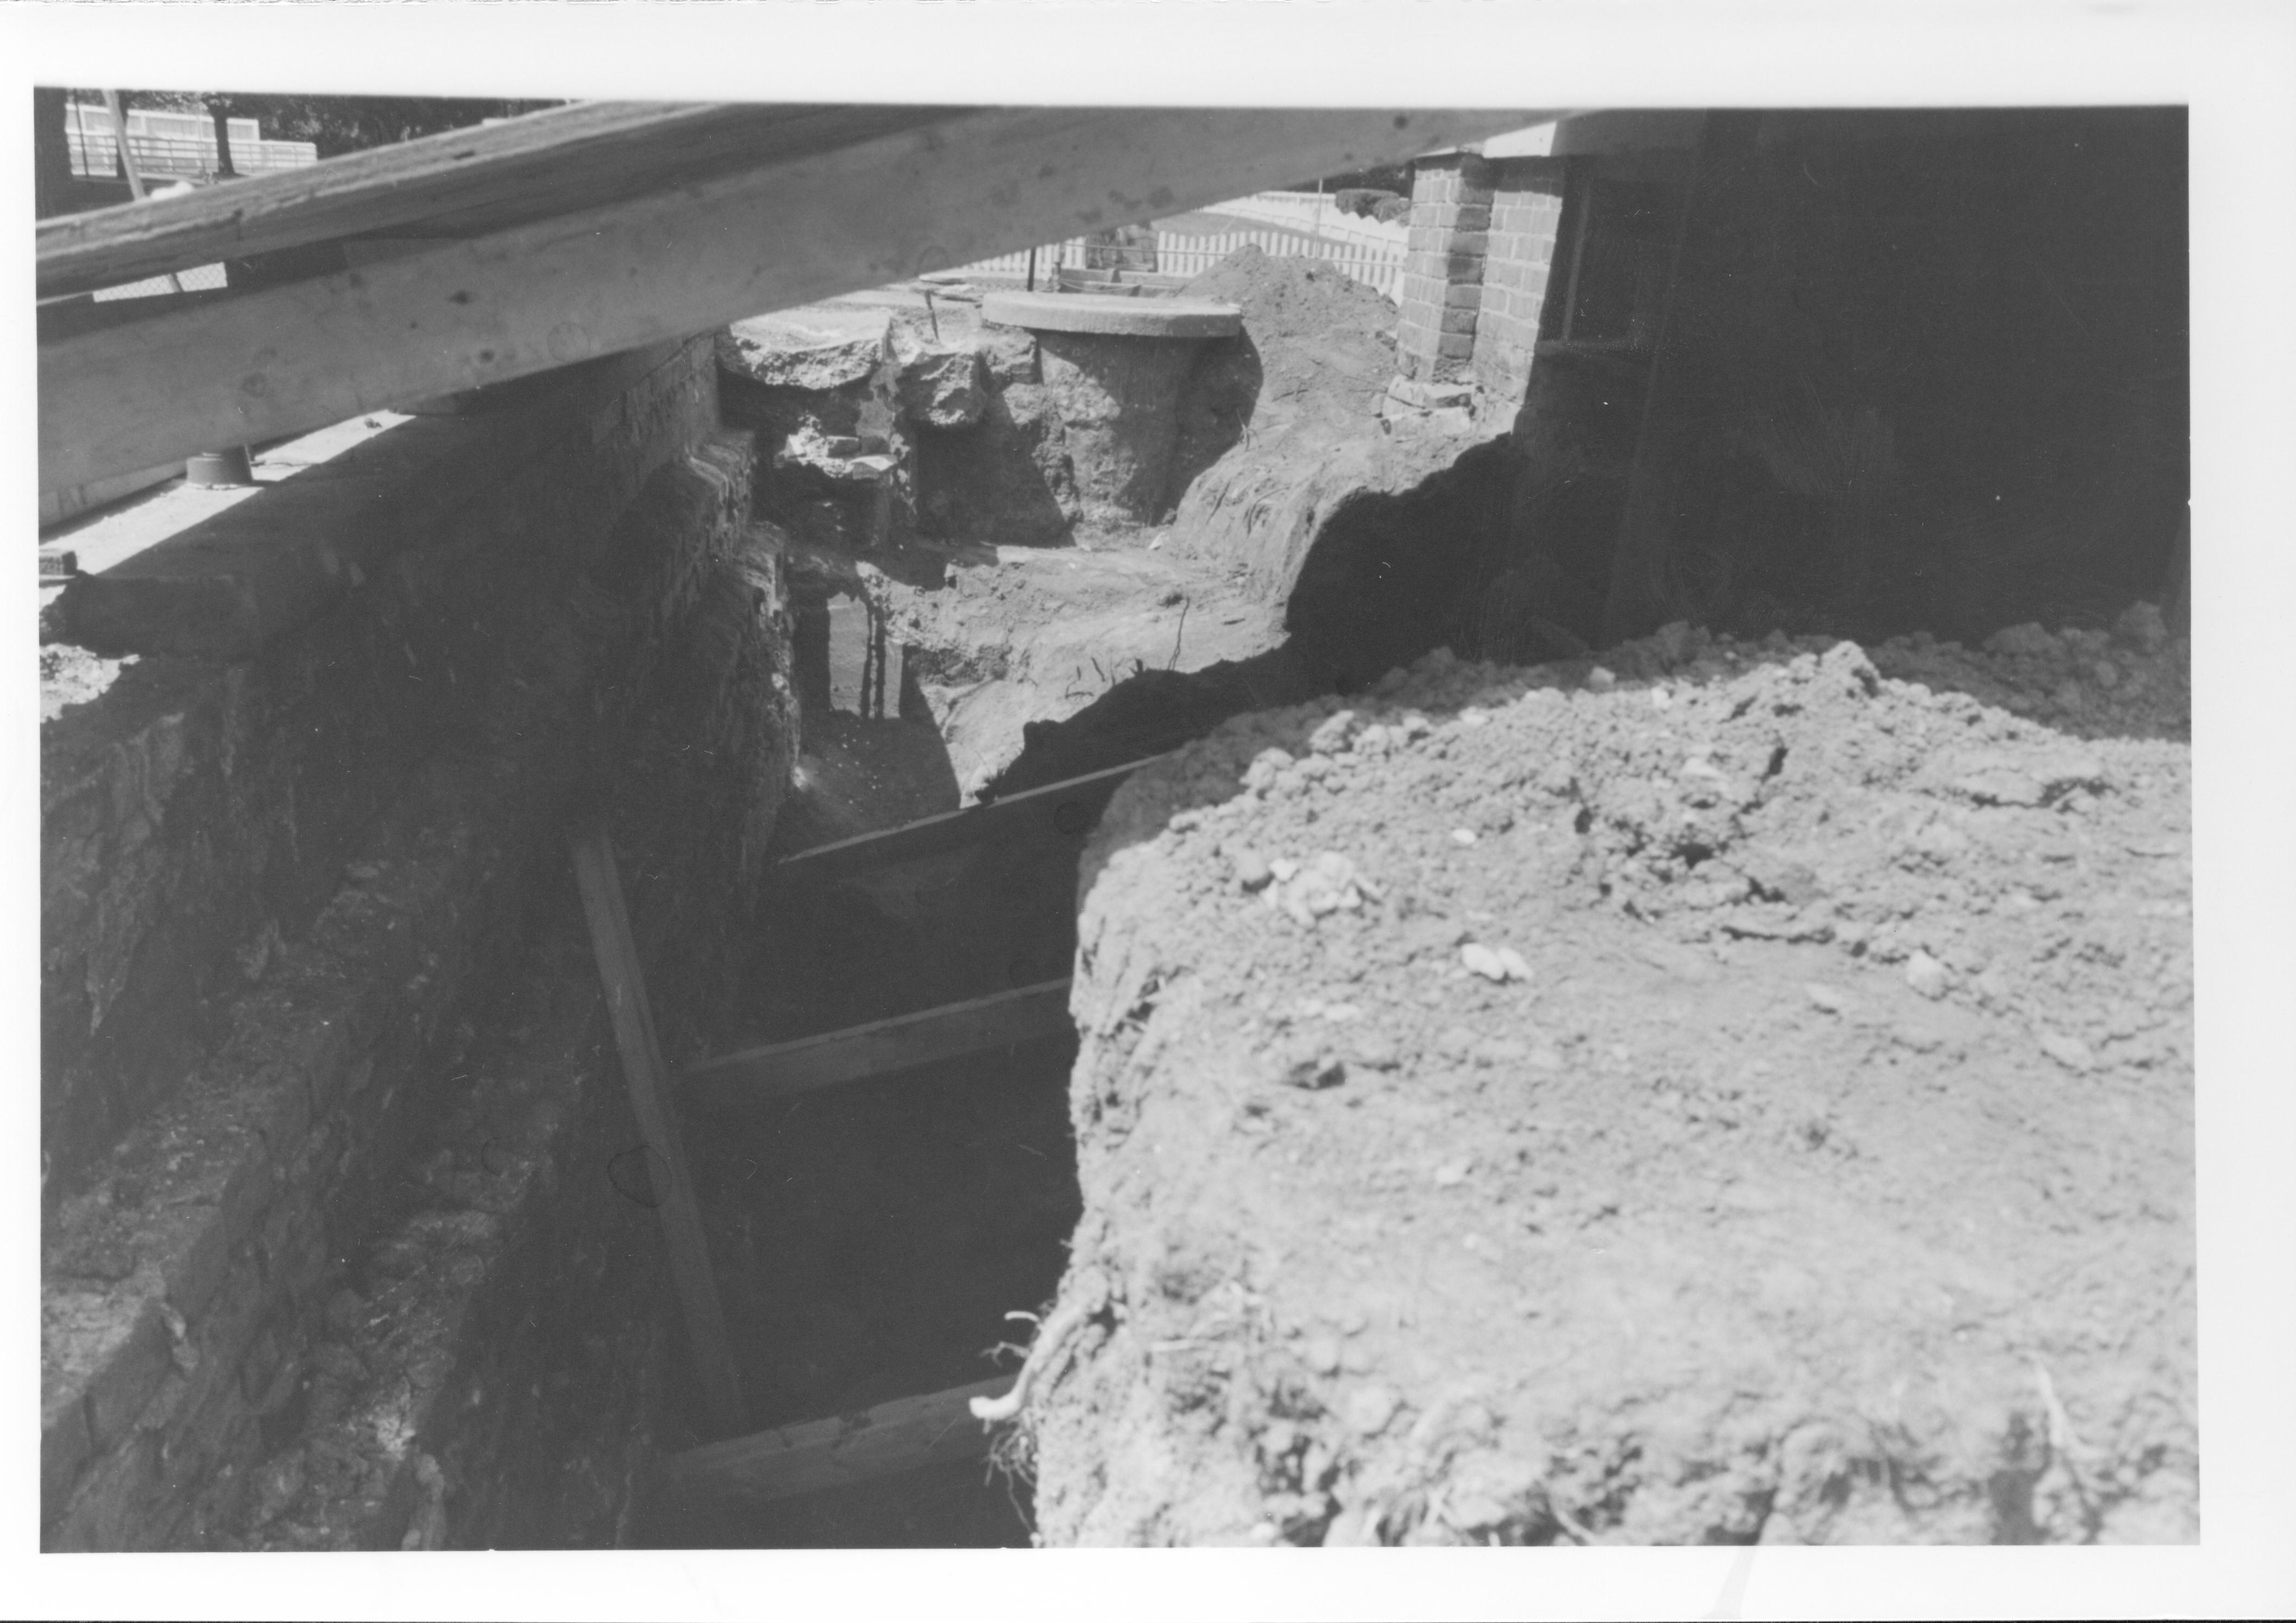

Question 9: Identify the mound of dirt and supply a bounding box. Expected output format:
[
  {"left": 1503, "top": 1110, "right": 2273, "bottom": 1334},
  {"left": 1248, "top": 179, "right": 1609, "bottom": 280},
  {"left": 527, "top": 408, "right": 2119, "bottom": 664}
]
[
  {"left": 1017, "top": 614, "right": 2194, "bottom": 1545},
  {"left": 1166, "top": 247, "right": 1478, "bottom": 602}
]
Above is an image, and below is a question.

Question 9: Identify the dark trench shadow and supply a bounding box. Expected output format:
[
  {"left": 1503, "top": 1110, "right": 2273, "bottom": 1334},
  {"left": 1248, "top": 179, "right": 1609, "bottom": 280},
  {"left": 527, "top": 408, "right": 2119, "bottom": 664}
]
[{"left": 979, "top": 402, "right": 2191, "bottom": 820}]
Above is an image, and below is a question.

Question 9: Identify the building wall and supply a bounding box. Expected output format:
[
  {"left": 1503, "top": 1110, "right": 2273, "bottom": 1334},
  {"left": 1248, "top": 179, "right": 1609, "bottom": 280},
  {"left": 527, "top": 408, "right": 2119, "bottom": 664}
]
[{"left": 41, "top": 339, "right": 799, "bottom": 1549}]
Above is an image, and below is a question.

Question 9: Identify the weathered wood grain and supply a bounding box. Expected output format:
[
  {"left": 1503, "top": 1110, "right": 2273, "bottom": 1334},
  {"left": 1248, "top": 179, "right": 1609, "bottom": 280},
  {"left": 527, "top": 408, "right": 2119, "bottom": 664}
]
[
  {"left": 36, "top": 102, "right": 942, "bottom": 299},
  {"left": 657, "top": 1378, "right": 1008, "bottom": 1502},
  {"left": 685, "top": 979, "right": 1075, "bottom": 1108},
  {"left": 570, "top": 819, "right": 747, "bottom": 1439},
  {"left": 774, "top": 754, "right": 1171, "bottom": 883},
  {"left": 40, "top": 105, "right": 1541, "bottom": 493}
]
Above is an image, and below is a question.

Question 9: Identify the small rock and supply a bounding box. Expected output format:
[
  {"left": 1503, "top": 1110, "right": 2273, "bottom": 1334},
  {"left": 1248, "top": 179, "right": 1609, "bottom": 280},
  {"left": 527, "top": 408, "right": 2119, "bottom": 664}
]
[
  {"left": 1307, "top": 709, "right": 1361, "bottom": 755},
  {"left": 1587, "top": 666, "right": 1617, "bottom": 692},
  {"left": 1449, "top": 828, "right": 1478, "bottom": 847},
  {"left": 1232, "top": 850, "right": 1273, "bottom": 891},
  {"left": 1343, "top": 1384, "right": 1402, "bottom": 1437},
  {"left": 1804, "top": 982, "right": 1849, "bottom": 1014},
  {"left": 1461, "top": 943, "right": 1509, "bottom": 981},
  {"left": 1243, "top": 749, "right": 1295, "bottom": 794},
  {"left": 1303, "top": 1336, "right": 1343, "bottom": 1375},
  {"left": 1269, "top": 857, "right": 1301, "bottom": 883},
  {"left": 2039, "top": 1032, "right": 2095, "bottom": 1072},
  {"left": 1903, "top": 950, "right": 1952, "bottom": 1000},
  {"left": 1271, "top": 1031, "right": 1346, "bottom": 1089},
  {"left": 1433, "top": 1158, "right": 1473, "bottom": 1187},
  {"left": 1493, "top": 946, "right": 1532, "bottom": 982}
]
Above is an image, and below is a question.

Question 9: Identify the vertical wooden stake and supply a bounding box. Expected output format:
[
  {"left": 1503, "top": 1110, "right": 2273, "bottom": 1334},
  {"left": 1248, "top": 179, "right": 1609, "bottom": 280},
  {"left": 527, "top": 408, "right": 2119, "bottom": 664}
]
[
  {"left": 570, "top": 818, "right": 746, "bottom": 1439},
  {"left": 1602, "top": 114, "right": 1743, "bottom": 647}
]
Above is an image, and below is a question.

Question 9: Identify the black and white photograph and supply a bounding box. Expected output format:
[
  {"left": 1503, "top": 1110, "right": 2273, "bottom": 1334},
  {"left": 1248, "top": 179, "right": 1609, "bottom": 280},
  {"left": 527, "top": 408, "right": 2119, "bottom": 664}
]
[{"left": 14, "top": 3, "right": 2292, "bottom": 1619}]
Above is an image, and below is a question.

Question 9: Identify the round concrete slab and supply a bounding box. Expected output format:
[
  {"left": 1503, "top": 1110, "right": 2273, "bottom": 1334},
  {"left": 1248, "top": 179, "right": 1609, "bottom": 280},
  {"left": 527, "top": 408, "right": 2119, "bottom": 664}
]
[{"left": 980, "top": 291, "right": 1241, "bottom": 339}]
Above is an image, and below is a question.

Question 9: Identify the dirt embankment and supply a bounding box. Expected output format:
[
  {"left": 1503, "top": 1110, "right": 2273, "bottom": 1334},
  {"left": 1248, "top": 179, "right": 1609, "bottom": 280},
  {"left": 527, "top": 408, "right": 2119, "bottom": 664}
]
[
  {"left": 1018, "top": 607, "right": 2192, "bottom": 1546},
  {"left": 852, "top": 248, "right": 1498, "bottom": 797}
]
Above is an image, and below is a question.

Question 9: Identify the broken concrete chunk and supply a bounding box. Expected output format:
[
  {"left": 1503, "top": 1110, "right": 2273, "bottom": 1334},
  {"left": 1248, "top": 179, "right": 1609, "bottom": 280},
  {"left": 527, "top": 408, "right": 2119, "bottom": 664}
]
[
  {"left": 718, "top": 309, "right": 892, "bottom": 391},
  {"left": 892, "top": 335, "right": 987, "bottom": 429},
  {"left": 978, "top": 322, "right": 1040, "bottom": 385}
]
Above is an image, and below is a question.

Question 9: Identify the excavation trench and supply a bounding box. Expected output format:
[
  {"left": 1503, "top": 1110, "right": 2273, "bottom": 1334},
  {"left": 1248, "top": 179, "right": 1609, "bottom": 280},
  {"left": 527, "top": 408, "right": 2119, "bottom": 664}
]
[{"left": 42, "top": 112, "right": 2192, "bottom": 1551}]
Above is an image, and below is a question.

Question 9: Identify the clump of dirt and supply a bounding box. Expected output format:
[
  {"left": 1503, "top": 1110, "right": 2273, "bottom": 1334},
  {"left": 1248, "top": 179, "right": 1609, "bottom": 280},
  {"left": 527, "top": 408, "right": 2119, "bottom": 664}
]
[{"left": 1018, "top": 609, "right": 2193, "bottom": 1545}]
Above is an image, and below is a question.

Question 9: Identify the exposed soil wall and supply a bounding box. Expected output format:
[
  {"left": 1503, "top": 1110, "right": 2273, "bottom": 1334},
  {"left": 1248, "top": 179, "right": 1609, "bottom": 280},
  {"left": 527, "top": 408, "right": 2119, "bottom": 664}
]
[
  {"left": 40, "top": 339, "right": 799, "bottom": 1549},
  {"left": 1024, "top": 613, "right": 2192, "bottom": 1545}
]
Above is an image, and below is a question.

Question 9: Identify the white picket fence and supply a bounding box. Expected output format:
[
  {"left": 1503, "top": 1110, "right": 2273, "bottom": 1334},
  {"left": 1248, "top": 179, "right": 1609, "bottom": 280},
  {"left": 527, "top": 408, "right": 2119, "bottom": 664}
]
[
  {"left": 1209, "top": 191, "right": 1412, "bottom": 254},
  {"left": 65, "top": 102, "right": 318, "bottom": 182},
  {"left": 945, "top": 223, "right": 1406, "bottom": 302}
]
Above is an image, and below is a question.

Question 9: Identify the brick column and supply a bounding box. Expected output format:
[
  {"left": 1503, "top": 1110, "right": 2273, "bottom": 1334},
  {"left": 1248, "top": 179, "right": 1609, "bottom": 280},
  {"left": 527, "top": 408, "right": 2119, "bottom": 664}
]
[
  {"left": 1470, "top": 158, "right": 1570, "bottom": 412},
  {"left": 1392, "top": 152, "right": 1496, "bottom": 387}
]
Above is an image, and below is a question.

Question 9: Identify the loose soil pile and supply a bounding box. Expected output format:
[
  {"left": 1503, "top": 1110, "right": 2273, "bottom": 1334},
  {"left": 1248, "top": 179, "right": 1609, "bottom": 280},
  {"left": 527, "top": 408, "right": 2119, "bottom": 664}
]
[{"left": 1022, "top": 607, "right": 2193, "bottom": 1545}]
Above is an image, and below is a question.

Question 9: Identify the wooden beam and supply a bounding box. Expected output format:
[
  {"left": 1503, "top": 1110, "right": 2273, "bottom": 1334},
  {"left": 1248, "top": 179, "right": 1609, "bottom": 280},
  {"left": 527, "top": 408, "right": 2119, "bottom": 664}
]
[
  {"left": 40, "top": 105, "right": 1543, "bottom": 495},
  {"left": 1600, "top": 115, "right": 1735, "bottom": 648},
  {"left": 569, "top": 819, "right": 747, "bottom": 1439},
  {"left": 36, "top": 102, "right": 943, "bottom": 299},
  {"left": 775, "top": 755, "right": 1170, "bottom": 884},
  {"left": 685, "top": 979, "right": 1074, "bottom": 1110},
  {"left": 658, "top": 1378, "right": 1008, "bottom": 1503}
]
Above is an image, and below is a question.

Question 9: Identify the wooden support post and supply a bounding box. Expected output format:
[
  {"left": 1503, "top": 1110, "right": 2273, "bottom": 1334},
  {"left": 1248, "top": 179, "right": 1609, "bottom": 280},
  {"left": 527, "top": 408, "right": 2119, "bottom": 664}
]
[
  {"left": 569, "top": 818, "right": 746, "bottom": 1439},
  {"left": 685, "top": 979, "right": 1075, "bottom": 1109},
  {"left": 657, "top": 1378, "right": 1009, "bottom": 1503},
  {"left": 1600, "top": 114, "right": 1743, "bottom": 648}
]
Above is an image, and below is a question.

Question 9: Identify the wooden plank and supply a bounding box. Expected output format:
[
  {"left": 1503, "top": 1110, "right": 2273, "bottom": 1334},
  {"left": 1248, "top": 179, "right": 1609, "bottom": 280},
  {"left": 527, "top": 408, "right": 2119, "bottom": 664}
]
[
  {"left": 658, "top": 1378, "right": 1007, "bottom": 1502},
  {"left": 569, "top": 819, "right": 746, "bottom": 1439},
  {"left": 1601, "top": 114, "right": 1738, "bottom": 647},
  {"left": 775, "top": 754, "right": 1171, "bottom": 883},
  {"left": 685, "top": 979, "right": 1074, "bottom": 1109},
  {"left": 36, "top": 102, "right": 943, "bottom": 299},
  {"left": 40, "top": 106, "right": 1543, "bottom": 495}
]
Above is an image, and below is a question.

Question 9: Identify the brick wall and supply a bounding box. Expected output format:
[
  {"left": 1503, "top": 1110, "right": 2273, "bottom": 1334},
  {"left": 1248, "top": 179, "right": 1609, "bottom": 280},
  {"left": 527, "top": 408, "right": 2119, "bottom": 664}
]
[
  {"left": 1393, "top": 152, "right": 1496, "bottom": 385},
  {"left": 1471, "top": 157, "right": 1571, "bottom": 411},
  {"left": 41, "top": 341, "right": 798, "bottom": 1548}
]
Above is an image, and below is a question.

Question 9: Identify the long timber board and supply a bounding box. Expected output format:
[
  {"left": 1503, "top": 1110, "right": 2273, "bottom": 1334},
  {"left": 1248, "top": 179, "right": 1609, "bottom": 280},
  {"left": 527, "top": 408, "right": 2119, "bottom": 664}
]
[
  {"left": 659, "top": 1378, "right": 1010, "bottom": 1503},
  {"left": 774, "top": 755, "right": 1170, "bottom": 883},
  {"left": 685, "top": 979, "right": 1074, "bottom": 1109}
]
